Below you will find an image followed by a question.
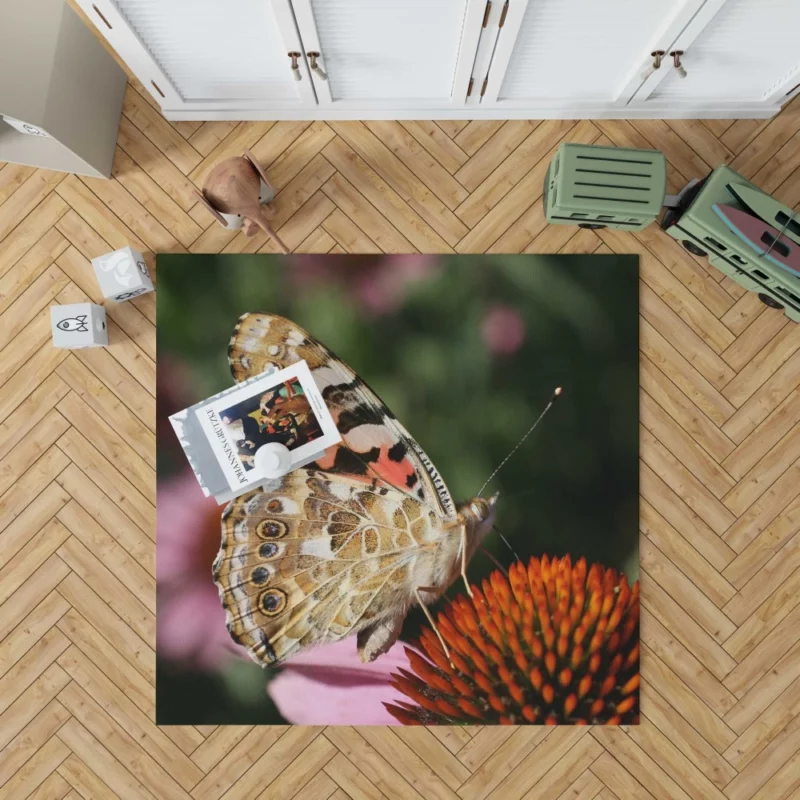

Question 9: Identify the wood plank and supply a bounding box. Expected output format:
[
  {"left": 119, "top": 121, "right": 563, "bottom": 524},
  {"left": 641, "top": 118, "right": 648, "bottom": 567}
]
[
  {"left": 400, "top": 121, "right": 469, "bottom": 174},
  {"left": 56, "top": 572, "right": 154, "bottom": 684},
  {"left": 111, "top": 147, "right": 203, "bottom": 248},
  {"left": 455, "top": 119, "right": 576, "bottom": 230},
  {"left": 640, "top": 500, "right": 736, "bottom": 608},
  {"left": 116, "top": 115, "right": 200, "bottom": 211},
  {"left": 640, "top": 391, "right": 735, "bottom": 500},
  {"left": 321, "top": 172, "right": 414, "bottom": 253},
  {"left": 0, "top": 169, "right": 65, "bottom": 243},
  {"left": 330, "top": 122, "right": 468, "bottom": 245},
  {"left": 364, "top": 120, "right": 469, "bottom": 210},
  {"left": 454, "top": 121, "right": 538, "bottom": 191},
  {"left": 640, "top": 355, "right": 735, "bottom": 463},
  {"left": 323, "top": 138, "right": 449, "bottom": 252},
  {"left": 0, "top": 228, "right": 68, "bottom": 317},
  {"left": 122, "top": 85, "right": 202, "bottom": 175}
]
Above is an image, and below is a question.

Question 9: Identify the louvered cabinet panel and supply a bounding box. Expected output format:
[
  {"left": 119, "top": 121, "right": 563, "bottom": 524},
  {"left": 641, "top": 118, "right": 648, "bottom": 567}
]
[
  {"left": 74, "top": 0, "right": 315, "bottom": 110},
  {"left": 492, "top": 0, "right": 685, "bottom": 103},
  {"left": 647, "top": 0, "right": 800, "bottom": 103},
  {"left": 290, "top": 0, "right": 486, "bottom": 107}
]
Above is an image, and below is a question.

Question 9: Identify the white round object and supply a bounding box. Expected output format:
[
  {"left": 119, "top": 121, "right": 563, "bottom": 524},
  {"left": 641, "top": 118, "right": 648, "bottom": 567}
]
[{"left": 254, "top": 442, "right": 292, "bottom": 478}]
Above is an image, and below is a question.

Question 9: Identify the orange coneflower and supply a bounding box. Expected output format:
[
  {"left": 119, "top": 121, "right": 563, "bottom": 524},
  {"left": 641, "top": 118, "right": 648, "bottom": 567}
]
[{"left": 386, "top": 555, "right": 639, "bottom": 725}]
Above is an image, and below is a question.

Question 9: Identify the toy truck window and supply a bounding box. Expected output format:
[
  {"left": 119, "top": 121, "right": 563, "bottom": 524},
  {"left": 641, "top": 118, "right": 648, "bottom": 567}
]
[
  {"left": 761, "top": 233, "right": 790, "bottom": 259},
  {"left": 777, "top": 287, "right": 800, "bottom": 306},
  {"left": 776, "top": 212, "right": 800, "bottom": 239}
]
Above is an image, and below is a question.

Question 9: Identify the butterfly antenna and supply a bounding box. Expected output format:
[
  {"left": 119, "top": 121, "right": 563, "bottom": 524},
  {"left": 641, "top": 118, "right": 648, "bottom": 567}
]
[
  {"left": 480, "top": 546, "right": 510, "bottom": 577},
  {"left": 477, "top": 387, "right": 562, "bottom": 498},
  {"left": 493, "top": 525, "right": 520, "bottom": 562}
]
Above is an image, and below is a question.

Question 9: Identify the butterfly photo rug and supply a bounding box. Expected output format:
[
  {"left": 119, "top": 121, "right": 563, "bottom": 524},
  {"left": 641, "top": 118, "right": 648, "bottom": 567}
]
[{"left": 155, "top": 254, "right": 639, "bottom": 727}]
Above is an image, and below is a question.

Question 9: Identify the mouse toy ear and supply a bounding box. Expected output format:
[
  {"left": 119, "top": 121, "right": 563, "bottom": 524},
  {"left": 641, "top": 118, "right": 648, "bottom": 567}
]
[
  {"left": 194, "top": 190, "right": 229, "bottom": 227},
  {"left": 243, "top": 149, "right": 275, "bottom": 194}
]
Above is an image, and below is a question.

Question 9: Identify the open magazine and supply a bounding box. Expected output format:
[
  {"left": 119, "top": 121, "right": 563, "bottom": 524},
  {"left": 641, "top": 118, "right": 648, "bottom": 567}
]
[{"left": 170, "top": 360, "right": 341, "bottom": 504}]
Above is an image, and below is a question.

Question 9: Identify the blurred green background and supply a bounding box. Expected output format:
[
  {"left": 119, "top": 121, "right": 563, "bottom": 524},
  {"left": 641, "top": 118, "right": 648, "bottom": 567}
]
[{"left": 156, "top": 254, "right": 639, "bottom": 724}]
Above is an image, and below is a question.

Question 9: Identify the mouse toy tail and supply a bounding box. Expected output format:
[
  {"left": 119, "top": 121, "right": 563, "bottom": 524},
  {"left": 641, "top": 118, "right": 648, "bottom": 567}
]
[{"left": 253, "top": 213, "right": 290, "bottom": 254}]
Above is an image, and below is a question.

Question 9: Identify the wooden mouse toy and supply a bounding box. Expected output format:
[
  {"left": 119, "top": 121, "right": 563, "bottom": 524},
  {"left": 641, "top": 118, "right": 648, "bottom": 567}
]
[{"left": 196, "top": 148, "right": 289, "bottom": 254}]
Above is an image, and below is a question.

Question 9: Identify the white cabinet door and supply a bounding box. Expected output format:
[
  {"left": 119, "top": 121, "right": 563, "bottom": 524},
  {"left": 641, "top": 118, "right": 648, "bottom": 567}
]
[
  {"left": 631, "top": 0, "right": 800, "bottom": 109},
  {"left": 289, "top": 0, "right": 486, "bottom": 108},
  {"left": 75, "top": 0, "right": 317, "bottom": 111},
  {"left": 478, "top": 0, "right": 707, "bottom": 111}
]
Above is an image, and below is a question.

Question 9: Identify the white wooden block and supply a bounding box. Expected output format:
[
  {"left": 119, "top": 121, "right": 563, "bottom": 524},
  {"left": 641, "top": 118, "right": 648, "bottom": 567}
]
[
  {"left": 91, "top": 246, "right": 154, "bottom": 302},
  {"left": 50, "top": 303, "right": 107, "bottom": 348}
]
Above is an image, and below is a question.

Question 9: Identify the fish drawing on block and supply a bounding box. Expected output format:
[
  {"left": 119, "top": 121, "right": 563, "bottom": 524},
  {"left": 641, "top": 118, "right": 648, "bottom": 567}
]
[
  {"left": 712, "top": 203, "right": 800, "bottom": 278},
  {"left": 56, "top": 315, "right": 89, "bottom": 332}
]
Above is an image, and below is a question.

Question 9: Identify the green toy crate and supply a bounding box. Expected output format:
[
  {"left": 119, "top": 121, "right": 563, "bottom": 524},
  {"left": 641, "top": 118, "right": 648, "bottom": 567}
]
[
  {"left": 660, "top": 165, "right": 800, "bottom": 322},
  {"left": 544, "top": 143, "right": 667, "bottom": 231}
]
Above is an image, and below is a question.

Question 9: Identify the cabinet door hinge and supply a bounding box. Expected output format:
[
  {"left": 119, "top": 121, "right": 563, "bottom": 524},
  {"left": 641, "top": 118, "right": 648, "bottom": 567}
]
[
  {"left": 467, "top": 77, "right": 474, "bottom": 97},
  {"left": 482, "top": 1, "right": 492, "bottom": 27},
  {"left": 499, "top": 1, "right": 509, "bottom": 27},
  {"left": 481, "top": 77, "right": 488, "bottom": 97}
]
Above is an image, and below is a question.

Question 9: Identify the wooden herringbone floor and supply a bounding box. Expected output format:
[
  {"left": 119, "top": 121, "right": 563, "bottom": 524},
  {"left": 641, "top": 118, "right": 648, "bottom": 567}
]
[{"left": 3, "top": 38, "right": 800, "bottom": 799}]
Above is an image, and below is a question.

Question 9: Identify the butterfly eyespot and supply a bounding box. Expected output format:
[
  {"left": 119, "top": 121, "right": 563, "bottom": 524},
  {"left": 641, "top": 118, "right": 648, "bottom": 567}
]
[
  {"left": 258, "top": 542, "right": 279, "bottom": 559},
  {"left": 256, "top": 519, "right": 287, "bottom": 539},
  {"left": 251, "top": 566, "right": 270, "bottom": 585},
  {"left": 259, "top": 588, "right": 287, "bottom": 616},
  {"left": 266, "top": 499, "right": 283, "bottom": 513}
]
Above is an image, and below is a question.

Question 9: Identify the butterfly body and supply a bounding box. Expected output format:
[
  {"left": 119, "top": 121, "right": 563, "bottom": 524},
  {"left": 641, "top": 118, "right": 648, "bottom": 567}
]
[{"left": 214, "top": 313, "right": 497, "bottom": 667}]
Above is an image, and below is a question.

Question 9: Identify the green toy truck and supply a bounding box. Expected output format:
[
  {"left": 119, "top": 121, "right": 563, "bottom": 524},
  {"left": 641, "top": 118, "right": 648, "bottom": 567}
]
[
  {"left": 660, "top": 165, "right": 800, "bottom": 322},
  {"left": 544, "top": 142, "right": 800, "bottom": 322}
]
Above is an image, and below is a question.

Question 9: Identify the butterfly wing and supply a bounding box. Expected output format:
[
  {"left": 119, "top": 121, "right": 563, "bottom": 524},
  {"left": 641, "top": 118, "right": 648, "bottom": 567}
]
[
  {"left": 228, "top": 313, "right": 456, "bottom": 521},
  {"left": 214, "top": 468, "right": 454, "bottom": 666}
]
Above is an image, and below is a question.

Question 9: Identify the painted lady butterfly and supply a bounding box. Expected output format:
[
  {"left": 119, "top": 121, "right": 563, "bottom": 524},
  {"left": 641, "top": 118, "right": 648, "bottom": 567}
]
[{"left": 213, "top": 313, "right": 498, "bottom": 667}]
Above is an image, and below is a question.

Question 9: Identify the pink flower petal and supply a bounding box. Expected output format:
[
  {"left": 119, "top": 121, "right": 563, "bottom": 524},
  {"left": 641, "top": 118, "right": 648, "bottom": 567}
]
[
  {"left": 268, "top": 638, "right": 414, "bottom": 725},
  {"left": 158, "top": 582, "right": 243, "bottom": 669},
  {"left": 157, "top": 470, "right": 222, "bottom": 583},
  {"left": 482, "top": 305, "right": 526, "bottom": 355}
]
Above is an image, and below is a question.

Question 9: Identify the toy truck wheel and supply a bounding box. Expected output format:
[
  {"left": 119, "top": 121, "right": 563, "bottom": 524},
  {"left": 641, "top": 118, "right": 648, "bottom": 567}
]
[
  {"left": 758, "top": 293, "right": 785, "bottom": 310},
  {"left": 578, "top": 223, "right": 606, "bottom": 229},
  {"left": 682, "top": 240, "right": 707, "bottom": 257}
]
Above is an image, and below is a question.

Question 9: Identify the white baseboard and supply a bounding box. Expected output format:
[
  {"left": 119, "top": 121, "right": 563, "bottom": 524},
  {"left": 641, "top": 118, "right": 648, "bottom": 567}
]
[{"left": 162, "top": 104, "right": 779, "bottom": 122}]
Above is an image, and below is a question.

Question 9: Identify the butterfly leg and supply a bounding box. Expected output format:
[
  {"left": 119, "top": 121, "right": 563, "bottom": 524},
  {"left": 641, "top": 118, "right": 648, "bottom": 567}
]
[
  {"left": 357, "top": 615, "right": 404, "bottom": 663},
  {"left": 415, "top": 587, "right": 454, "bottom": 668},
  {"left": 461, "top": 526, "right": 475, "bottom": 599}
]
